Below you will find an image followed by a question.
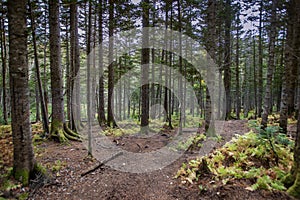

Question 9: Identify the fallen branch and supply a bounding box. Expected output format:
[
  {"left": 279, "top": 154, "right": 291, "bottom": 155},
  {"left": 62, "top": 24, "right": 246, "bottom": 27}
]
[{"left": 81, "top": 151, "right": 123, "bottom": 176}]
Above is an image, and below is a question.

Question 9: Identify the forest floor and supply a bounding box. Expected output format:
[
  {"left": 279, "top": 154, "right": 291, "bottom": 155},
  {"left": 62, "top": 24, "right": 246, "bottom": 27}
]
[{"left": 0, "top": 120, "right": 296, "bottom": 200}]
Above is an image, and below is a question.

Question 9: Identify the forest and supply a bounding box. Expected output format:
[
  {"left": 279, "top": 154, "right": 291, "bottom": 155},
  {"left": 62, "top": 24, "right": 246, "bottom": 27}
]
[{"left": 0, "top": 0, "right": 300, "bottom": 199}]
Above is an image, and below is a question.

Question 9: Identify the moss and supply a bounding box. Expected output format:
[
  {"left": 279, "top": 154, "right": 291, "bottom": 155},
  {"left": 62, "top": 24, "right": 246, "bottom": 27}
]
[
  {"left": 287, "top": 172, "right": 300, "bottom": 199},
  {"left": 14, "top": 168, "right": 30, "bottom": 186},
  {"left": 50, "top": 120, "right": 67, "bottom": 143},
  {"left": 18, "top": 192, "right": 29, "bottom": 200},
  {"left": 64, "top": 123, "right": 81, "bottom": 141},
  {"left": 282, "top": 173, "right": 295, "bottom": 188},
  {"left": 34, "top": 163, "right": 47, "bottom": 176},
  {"left": 51, "top": 120, "right": 82, "bottom": 143}
]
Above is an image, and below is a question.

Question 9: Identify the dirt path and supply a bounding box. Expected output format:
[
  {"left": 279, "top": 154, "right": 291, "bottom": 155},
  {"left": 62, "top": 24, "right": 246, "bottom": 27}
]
[{"left": 29, "top": 120, "right": 293, "bottom": 200}]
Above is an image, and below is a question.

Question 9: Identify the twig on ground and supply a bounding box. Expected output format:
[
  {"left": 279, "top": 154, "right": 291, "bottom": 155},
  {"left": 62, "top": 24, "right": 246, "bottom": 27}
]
[{"left": 81, "top": 151, "right": 123, "bottom": 176}]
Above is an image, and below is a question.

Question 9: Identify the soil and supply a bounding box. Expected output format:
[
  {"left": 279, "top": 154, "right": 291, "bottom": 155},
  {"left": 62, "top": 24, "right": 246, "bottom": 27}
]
[{"left": 0, "top": 120, "right": 295, "bottom": 200}]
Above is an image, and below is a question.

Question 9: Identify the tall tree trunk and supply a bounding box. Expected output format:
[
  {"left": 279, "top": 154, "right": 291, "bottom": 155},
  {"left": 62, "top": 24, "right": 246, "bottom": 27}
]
[
  {"left": 279, "top": 0, "right": 295, "bottom": 134},
  {"left": 140, "top": 0, "right": 150, "bottom": 132},
  {"left": 97, "top": 0, "right": 106, "bottom": 125},
  {"left": 261, "top": 0, "right": 277, "bottom": 129},
  {"left": 8, "top": 0, "right": 36, "bottom": 185},
  {"left": 35, "top": 82, "right": 40, "bottom": 122},
  {"left": 86, "top": 1, "right": 92, "bottom": 154},
  {"left": 49, "top": 0, "right": 69, "bottom": 142},
  {"left": 70, "top": 2, "right": 81, "bottom": 131},
  {"left": 0, "top": 8, "right": 7, "bottom": 125},
  {"left": 65, "top": 16, "right": 71, "bottom": 127},
  {"left": 253, "top": 34, "right": 257, "bottom": 118},
  {"left": 224, "top": 0, "right": 232, "bottom": 120},
  {"left": 235, "top": 13, "right": 241, "bottom": 120},
  {"left": 28, "top": 0, "right": 49, "bottom": 134},
  {"left": 177, "top": 0, "right": 183, "bottom": 133},
  {"left": 205, "top": 0, "right": 216, "bottom": 135},
  {"left": 257, "top": 0, "right": 263, "bottom": 117},
  {"left": 287, "top": 1, "right": 300, "bottom": 196},
  {"left": 150, "top": 0, "right": 156, "bottom": 119},
  {"left": 107, "top": 0, "right": 116, "bottom": 127}
]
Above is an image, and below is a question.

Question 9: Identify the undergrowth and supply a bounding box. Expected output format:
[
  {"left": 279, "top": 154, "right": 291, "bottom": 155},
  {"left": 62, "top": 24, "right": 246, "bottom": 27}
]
[{"left": 176, "top": 123, "right": 294, "bottom": 191}]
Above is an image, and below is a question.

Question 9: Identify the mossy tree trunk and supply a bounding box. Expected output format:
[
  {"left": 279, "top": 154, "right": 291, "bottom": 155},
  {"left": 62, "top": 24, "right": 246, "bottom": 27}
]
[
  {"left": 49, "top": 0, "right": 80, "bottom": 143},
  {"left": 8, "top": 0, "right": 36, "bottom": 185},
  {"left": 49, "top": 0, "right": 66, "bottom": 142},
  {"left": 287, "top": 0, "right": 300, "bottom": 198}
]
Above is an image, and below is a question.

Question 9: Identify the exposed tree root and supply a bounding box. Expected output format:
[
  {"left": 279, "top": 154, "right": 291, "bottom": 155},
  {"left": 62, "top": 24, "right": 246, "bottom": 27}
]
[
  {"left": 50, "top": 120, "right": 81, "bottom": 143},
  {"left": 64, "top": 123, "right": 82, "bottom": 140},
  {"left": 287, "top": 171, "right": 300, "bottom": 199}
]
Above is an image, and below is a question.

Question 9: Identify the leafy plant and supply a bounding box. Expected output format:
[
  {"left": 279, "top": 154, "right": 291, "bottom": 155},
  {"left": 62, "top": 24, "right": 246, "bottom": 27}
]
[{"left": 176, "top": 130, "right": 294, "bottom": 192}]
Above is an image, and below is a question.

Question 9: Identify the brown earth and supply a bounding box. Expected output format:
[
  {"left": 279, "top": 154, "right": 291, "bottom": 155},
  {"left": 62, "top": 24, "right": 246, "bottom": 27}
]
[{"left": 0, "top": 120, "right": 295, "bottom": 200}]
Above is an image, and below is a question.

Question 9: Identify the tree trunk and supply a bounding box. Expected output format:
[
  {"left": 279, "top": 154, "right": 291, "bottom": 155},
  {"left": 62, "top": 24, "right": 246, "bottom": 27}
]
[
  {"left": 140, "top": 0, "right": 150, "bottom": 132},
  {"left": 107, "top": 0, "right": 116, "bottom": 127},
  {"left": 235, "top": 13, "right": 241, "bottom": 120},
  {"left": 28, "top": 0, "right": 49, "bottom": 134},
  {"left": 49, "top": 0, "right": 80, "bottom": 142},
  {"left": 35, "top": 82, "right": 40, "bottom": 122},
  {"left": 97, "top": 0, "right": 106, "bottom": 125},
  {"left": 8, "top": 0, "right": 36, "bottom": 185},
  {"left": 257, "top": 0, "right": 263, "bottom": 117},
  {"left": 177, "top": 0, "right": 183, "bottom": 133},
  {"left": 224, "top": 0, "right": 232, "bottom": 120},
  {"left": 205, "top": 0, "right": 216, "bottom": 135},
  {"left": 261, "top": 0, "right": 277, "bottom": 129},
  {"left": 253, "top": 34, "right": 257, "bottom": 118},
  {"left": 279, "top": 2, "right": 295, "bottom": 134},
  {"left": 285, "top": 0, "right": 300, "bottom": 196},
  {"left": 0, "top": 8, "right": 7, "bottom": 125},
  {"left": 86, "top": 1, "right": 93, "bottom": 154}
]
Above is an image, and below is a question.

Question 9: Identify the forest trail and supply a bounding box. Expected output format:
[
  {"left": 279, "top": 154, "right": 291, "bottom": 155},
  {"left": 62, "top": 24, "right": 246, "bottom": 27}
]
[{"left": 28, "top": 120, "right": 293, "bottom": 200}]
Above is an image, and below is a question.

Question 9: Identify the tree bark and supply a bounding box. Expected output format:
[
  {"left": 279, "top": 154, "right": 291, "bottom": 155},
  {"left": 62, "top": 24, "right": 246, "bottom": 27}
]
[
  {"left": 177, "top": 0, "right": 183, "bottom": 133},
  {"left": 140, "top": 0, "right": 150, "bottom": 131},
  {"left": 257, "top": 0, "right": 264, "bottom": 117},
  {"left": 8, "top": 0, "right": 36, "bottom": 185},
  {"left": 235, "top": 13, "right": 241, "bottom": 120},
  {"left": 107, "top": 0, "right": 116, "bottom": 127},
  {"left": 97, "top": 0, "right": 106, "bottom": 125},
  {"left": 28, "top": 0, "right": 49, "bottom": 134},
  {"left": 224, "top": 0, "right": 232, "bottom": 120},
  {"left": 204, "top": 0, "right": 216, "bottom": 135},
  {"left": 49, "top": 0, "right": 80, "bottom": 142},
  {"left": 287, "top": 0, "right": 300, "bottom": 195},
  {"left": 261, "top": 0, "right": 277, "bottom": 129},
  {"left": 0, "top": 7, "right": 7, "bottom": 125},
  {"left": 280, "top": 0, "right": 298, "bottom": 133}
]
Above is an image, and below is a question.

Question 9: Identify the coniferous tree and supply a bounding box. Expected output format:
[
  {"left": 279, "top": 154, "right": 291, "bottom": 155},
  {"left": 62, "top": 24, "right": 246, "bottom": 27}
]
[
  {"left": 8, "top": 0, "right": 36, "bottom": 185},
  {"left": 140, "top": 0, "right": 150, "bottom": 131}
]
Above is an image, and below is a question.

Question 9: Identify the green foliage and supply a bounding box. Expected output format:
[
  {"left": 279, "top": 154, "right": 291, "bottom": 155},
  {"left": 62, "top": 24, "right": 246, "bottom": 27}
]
[
  {"left": 184, "top": 116, "right": 202, "bottom": 128},
  {"left": 14, "top": 169, "right": 30, "bottom": 186},
  {"left": 251, "top": 175, "right": 286, "bottom": 191},
  {"left": 175, "top": 133, "right": 206, "bottom": 151},
  {"left": 33, "top": 134, "right": 44, "bottom": 145},
  {"left": 51, "top": 160, "right": 64, "bottom": 172},
  {"left": 287, "top": 172, "right": 300, "bottom": 199},
  {"left": 176, "top": 130, "right": 294, "bottom": 192},
  {"left": 1, "top": 178, "right": 22, "bottom": 192},
  {"left": 18, "top": 192, "right": 29, "bottom": 200},
  {"left": 34, "top": 163, "right": 47, "bottom": 175}
]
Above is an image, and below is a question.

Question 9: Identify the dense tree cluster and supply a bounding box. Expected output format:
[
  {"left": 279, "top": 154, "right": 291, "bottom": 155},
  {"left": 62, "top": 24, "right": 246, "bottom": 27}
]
[{"left": 1, "top": 0, "right": 300, "bottom": 197}]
